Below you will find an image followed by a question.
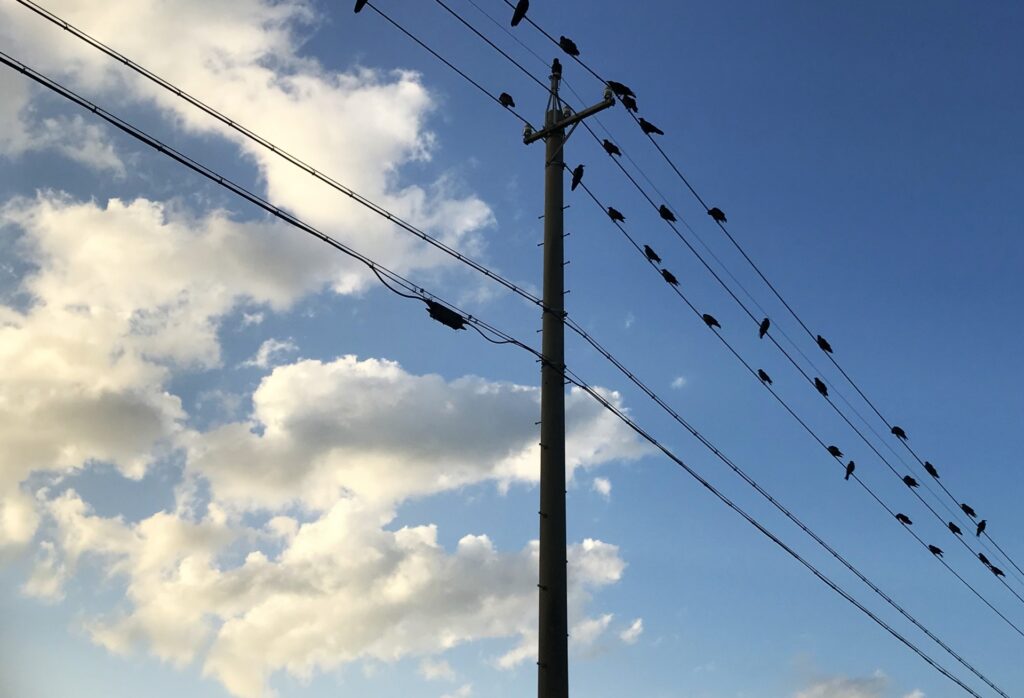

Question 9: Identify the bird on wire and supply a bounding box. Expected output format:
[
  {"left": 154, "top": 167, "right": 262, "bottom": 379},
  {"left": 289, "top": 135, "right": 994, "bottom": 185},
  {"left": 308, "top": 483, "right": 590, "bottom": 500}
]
[
  {"left": 929, "top": 545, "right": 944, "bottom": 558},
  {"left": 354, "top": 0, "right": 367, "bottom": 11},
  {"left": 620, "top": 95, "right": 638, "bottom": 112},
  {"left": 607, "top": 207, "right": 625, "bottom": 223},
  {"left": 661, "top": 269, "right": 679, "bottom": 286},
  {"left": 827, "top": 445, "right": 843, "bottom": 458},
  {"left": 924, "top": 461, "right": 939, "bottom": 479},
  {"left": 757, "top": 369, "right": 772, "bottom": 385},
  {"left": 814, "top": 377, "right": 829, "bottom": 397},
  {"left": 602, "top": 139, "right": 621, "bottom": 157},
  {"left": 708, "top": 207, "right": 727, "bottom": 223},
  {"left": 571, "top": 164, "right": 584, "bottom": 191},
  {"left": 759, "top": 317, "right": 770, "bottom": 338},
  {"left": 639, "top": 117, "right": 664, "bottom": 136},
  {"left": 891, "top": 425, "right": 908, "bottom": 440},
  {"left": 643, "top": 245, "right": 661, "bottom": 264},
  {"left": 896, "top": 513, "right": 912, "bottom": 525},
  {"left": 948, "top": 522, "right": 963, "bottom": 536},
  {"left": 845, "top": 461, "right": 856, "bottom": 480},
  {"left": 979, "top": 552, "right": 991, "bottom": 566},
  {"left": 559, "top": 35, "right": 580, "bottom": 56},
  {"left": 606, "top": 80, "right": 636, "bottom": 99},
  {"left": 976, "top": 519, "right": 987, "bottom": 537},
  {"left": 511, "top": 0, "right": 528, "bottom": 26},
  {"left": 903, "top": 475, "right": 920, "bottom": 489},
  {"left": 992, "top": 566, "right": 1006, "bottom": 578},
  {"left": 816, "top": 335, "right": 833, "bottom": 353},
  {"left": 961, "top": 503, "right": 977, "bottom": 518},
  {"left": 498, "top": 92, "right": 515, "bottom": 108},
  {"left": 658, "top": 204, "right": 676, "bottom": 222},
  {"left": 702, "top": 313, "right": 721, "bottom": 330}
]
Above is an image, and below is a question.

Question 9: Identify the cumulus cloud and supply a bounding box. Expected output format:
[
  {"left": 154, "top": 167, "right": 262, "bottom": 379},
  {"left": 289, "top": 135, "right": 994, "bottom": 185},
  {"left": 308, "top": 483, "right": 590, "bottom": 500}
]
[
  {"left": 240, "top": 338, "right": 298, "bottom": 369},
  {"left": 592, "top": 477, "right": 612, "bottom": 500},
  {"left": 419, "top": 658, "right": 455, "bottom": 682},
  {"left": 619, "top": 618, "right": 643, "bottom": 644}
]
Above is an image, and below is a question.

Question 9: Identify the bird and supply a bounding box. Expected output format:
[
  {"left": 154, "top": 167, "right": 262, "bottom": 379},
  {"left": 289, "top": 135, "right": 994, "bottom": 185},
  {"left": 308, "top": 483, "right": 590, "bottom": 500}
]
[
  {"left": 976, "top": 519, "right": 987, "bottom": 537},
  {"left": 639, "top": 118, "right": 664, "bottom": 136},
  {"left": 606, "top": 80, "right": 636, "bottom": 99},
  {"left": 498, "top": 92, "right": 515, "bottom": 108},
  {"left": 826, "top": 445, "right": 843, "bottom": 458},
  {"left": 758, "top": 317, "right": 770, "bottom": 338},
  {"left": 552, "top": 58, "right": 562, "bottom": 76},
  {"left": 620, "top": 95, "right": 638, "bottom": 113},
  {"left": 928, "top": 544, "right": 944, "bottom": 558},
  {"left": 354, "top": 0, "right": 367, "bottom": 11},
  {"left": 979, "top": 552, "right": 991, "bottom": 566},
  {"left": 891, "top": 425, "right": 908, "bottom": 440},
  {"left": 895, "top": 513, "right": 912, "bottom": 525},
  {"left": 661, "top": 269, "right": 679, "bottom": 286},
  {"left": 961, "top": 503, "right": 977, "bottom": 519},
  {"left": 948, "top": 522, "right": 963, "bottom": 536},
  {"left": 658, "top": 204, "right": 676, "bottom": 222},
  {"left": 903, "top": 475, "right": 919, "bottom": 488},
  {"left": 845, "top": 461, "right": 856, "bottom": 480},
  {"left": 643, "top": 245, "right": 661, "bottom": 264},
  {"left": 813, "top": 377, "right": 828, "bottom": 397},
  {"left": 924, "top": 461, "right": 939, "bottom": 479},
  {"left": 757, "top": 369, "right": 772, "bottom": 385},
  {"left": 570, "top": 164, "right": 584, "bottom": 191},
  {"left": 707, "top": 207, "right": 727, "bottom": 223},
  {"left": 607, "top": 207, "right": 625, "bottom": 222},
  {"left": 816, "top": 335, "right": 833, "bottom": 353},
  {"left": 702, "top": 314, "right": 721, "bottom": 330},
  {"left": 991, "top": 566, "right": 1006, "bottom": 578},
  {"left": 601, "top": 139, "right": 621, "bottom": 157},
  {"left": 558, "top": 35, "right": 580, "bottom": 57},
  {"left": 510, "top": 0, "right": 528, "bottom": 26}
]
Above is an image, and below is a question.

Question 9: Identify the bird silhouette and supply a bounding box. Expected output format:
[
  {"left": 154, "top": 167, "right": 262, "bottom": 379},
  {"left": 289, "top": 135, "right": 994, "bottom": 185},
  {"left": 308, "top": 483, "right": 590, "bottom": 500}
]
[
  {"left": 827, "top": 445, "right": 843, "bottom": 458},
  {"left": 979, "top": 552, "right": 991, "bottom": 566},
  {"left": 992, "top": 566, "right": 1006, "bottom": 578},
  {"left": 559, "top": 35, "right": 580, "bottom": 57},
  {"left": 602, "top": 139, "right": 621, "bottom": 157},
  {"left": 639, "top": 118, "right": 664, "bottom": 136},
  {"left": 928, "top": 544, "right": 944, "bottom": 558},
  {"left": 658, "top": 204, "right": 676, "bottom": 222},
  {"left": 924, "top": 461, "right": 939, "bottom": 479},
  {"left": 620, "top": 95, "right": 638, "bottom": 113},
  {"left": 845, "top": 461, "right": 856, "bottom": 480},
  {"left": 816, "top": 335, "right": 833, "bottom": 353},
  {"left": 903, "top": 475, "right": 919, "bottom": 488},
  {"left": 571, "top": 164, "right": 584, "bottom": 191},
  {"left": 976, "top": 519, "right": 987, "bottom": 537},
  {"left": 757, "top": 369, "right": 772, "bottom": 385},
  {"left": 948, "top": 522, "right": 963, "bottom": 536},
  {"left": 814, "top": 377, "right": 828, "bottom": 397},
  {"left": 510, "top": 0, "right": 528, "bottom": 26},
  {"left": 759, "top": 317, "right": 770, "bottom": 338},
  {"left": 498, "top": 92, "right": 515, "bottom": 108},
  {"left": 552, "top": 58, "right": 562, "bottom": 76},
  {"left": 606, "top": 80, "right": 636, "bottom": 99},
  {"left": 702, "top": 313, "right": 721, "bottom": 330},
  {"left": 607, "top": 207, "right": 625, "bottom": 222},
  {"left": 643, "top": 245, "right": 661, "bottom": 264},
  {"left": 891, "top": 425, "right": 908, "bottom": 440},
  {"left": 708, "top": 207, "right": 727, "bottom": 223},
  {"left": 961, "top": 503, "right": 977, "bottom": 518},
  {"left": 661, "top": 269, "right": 679, "bottom": 286},
  {"left": 354, "top": 0, "right": 367, "bottom": 12},
  {"left": 896, "top": 513, "right": 912, "bottom": 525}
]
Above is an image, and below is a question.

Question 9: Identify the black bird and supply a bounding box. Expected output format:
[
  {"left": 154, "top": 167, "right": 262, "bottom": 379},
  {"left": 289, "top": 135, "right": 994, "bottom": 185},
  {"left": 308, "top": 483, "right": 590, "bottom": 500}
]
[
  {"left": 559, "top": 35, "right": 580, "bottom": 57},
  {"left": 891, "top": 425, "right": 908, "bottom": 440},
  {"left": 948, "top": 522, "right": 963, "bottom": 536},
  {"left": 759, "top": 317, "right": 770, "bottom": 338},
  {"left": 961, "top": 503, "right": 977, "bottom": 519},
  {"left": 928, "top": 544, "right": 944, "bottom": 558},
  {"left": 845, "top": 460, "right": 856, "bottom": 480},
  {"left": 757, "top": 368, "right": 772, "bottom": 385},
  {"left": 425, "top": 301, "right": 466, "bottom": 330},
  {"left": 658, "top": 204, "right": 676, "bottom": 222},
  {"left": 354, "top": 0, "right": 367, "bottom": 12},
  {"left": 661, "top": 269, "right": 679, "bottom": 286},
  {"left": 702, "top": 313, "right": 721, "bottom": 330},
  {"left": 895, "top": 513, "right": 912, "bottom": 526},
  {"left": 826, "top": 445, "right": 843, "bottom": 458},
  {"left": 708, "top": 207, "right": 727, "bottom": 223},
  {"left": 643, "top": 245, "right": 661, "bottom": 264},
  {"left": 992, "top": 566, "right": 1006, "bottom": 578},
  {"left": 639, "top": 118, "right": 664, "bottom": 136},
  {"left": 571, "top": 164, "right": 584, "bottom": 191},
  {"left": 903, "top": 475, "right": 919, "bottom": 488},
  {"left": 979, "top": 552, "right": 991, "bottom": 566},
  {"left": 498, "top": 92, "right": 515, "bottom": 108},
  {"left": 813, "top": 377, "right": 828, "bottom": 397},
  {"left": 607, "top": 207, "right": 625, "bottom": 223},
  {"left": 816, "top": 335, "right": 833, "bottom": 353},
  {"left": 606, "top": 80, "right": 636, "bottom": 99},
  {"left": 620, "top": 95, "right": 638, "bottom": 113},
  {"left": 976, "top": 519, "right": 987, "bottom": 537},
  {"left": 602, "top": 139, "right": 622, "bottom": 157},
  {"left": 552, "top": 58, "right": 562, "bottom": 76},
  {"left": 924, "top": 461, "right": 939, "bottom": 479},
  {"left": 510, "top": 0, "right": 528, "bottom": 26}
]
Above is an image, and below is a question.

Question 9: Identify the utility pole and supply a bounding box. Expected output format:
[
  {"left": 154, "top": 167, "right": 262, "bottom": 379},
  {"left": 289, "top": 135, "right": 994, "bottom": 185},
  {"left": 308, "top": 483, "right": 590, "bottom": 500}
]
[{"left": 524, "top": 59, "right": 614, "bottom": 698}]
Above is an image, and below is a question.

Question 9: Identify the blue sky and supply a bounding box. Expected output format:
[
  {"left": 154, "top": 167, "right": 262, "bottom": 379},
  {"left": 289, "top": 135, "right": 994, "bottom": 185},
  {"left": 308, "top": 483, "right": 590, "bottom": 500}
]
[{"left": 1, "top": 1, "right": 1023, "bottom": 697}]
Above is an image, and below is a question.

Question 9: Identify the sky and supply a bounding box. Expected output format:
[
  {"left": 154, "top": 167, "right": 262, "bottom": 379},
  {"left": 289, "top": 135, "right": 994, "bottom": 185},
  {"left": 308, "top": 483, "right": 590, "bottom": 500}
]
[{"left": 1, "top": 1, "right": 1023, "bottom": 697}]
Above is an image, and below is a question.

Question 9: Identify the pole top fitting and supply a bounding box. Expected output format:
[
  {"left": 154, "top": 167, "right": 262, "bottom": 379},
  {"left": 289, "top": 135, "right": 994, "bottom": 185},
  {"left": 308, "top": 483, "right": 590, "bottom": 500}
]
[{"left": 523, "top": 123, "right": 534, "bottom": 142}]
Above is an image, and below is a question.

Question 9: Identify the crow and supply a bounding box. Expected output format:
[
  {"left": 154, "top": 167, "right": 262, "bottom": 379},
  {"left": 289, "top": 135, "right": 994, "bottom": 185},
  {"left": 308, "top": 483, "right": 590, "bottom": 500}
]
[
  {"left": 498, "top": 92, "right": 515, "bottom": 108},
  {"left": 606, "top": 80, "right": 635, "bottom": 99},
  {"left": 643, "top": 245, "right": 661, "bottom": 264},
  {"left": 658, "top": 204, "right": 676, "bottom": 222},
  {"left": 661, "top": 269, "right": 679, "bottom": 286},
  {"left": 924, "top": 461, "right": 939, "bottom": 479},
  {"left": 354, "top": 0, "right": 367, "bottom": 11},
  {"left": 979, "top": 552, "right": 991, "bottom": 566},
  {"left": 976, "top": 519, "right": 987, "bottom": 537},
  {"left": 559, "top": 35, "right": 580, "bottom": 57},
  {"left": 891, "top": 425, "right": 908, "bottom": 440},
  {"left": 708, "top": 207, "right": 727, "bottom": 223},
  {"left": 961, "top": 503, "right": 977, "bottom": 519},
  {"left": 702, "top": 313, "right": 721, "bottom": 330},
  {"left": 552, "top": 58, "right": 562, "bottom": 76},
  {"left": 602, "top": 139, "right": 622, "bottom": 157},
  {"left": 607, "top": 207, "right": 625, "bottom": 222},
  {"left": 757, "top": 368, "right": 772, "bottom": 385},
  {"left": 759, "top": 317, "right": 770, "bottom": 338},
  {"left": 510, "top": 0, "right": 528, "bottom": 26},
  {"left": 903, "top": 475, "right": 919, "bottom": 488},
  {"left": 814, "top": 377, "right": 828, "bottom": 397},
  {"left": 571, "top": 164, "right": 584, "bottom": 191},
  {"left": 620, "top": 95, "right": 638, "bottom": 112},
  {"left": 896, "top": 513, "right": 912, "bottom": 525},
  {"left": 928, "top": 545, "right": 944, "bottom": 558},
  {"left": 948, "top": 522, "right": 963, "bottom": 536},
  {"left": 845, "top": 460, "right": 856, "bottom": 480},
  {"left": 639, "top": 118, "right": 664, "bottom": 136},
  {"left": 827, "top": 445, "right": 843, "bottom": 458},
  {"left": 992, "top": 566, "right": 1006, "bottom": 578},
  {"left": 816, "top": 335, "right": 833, "bottom": 353}
]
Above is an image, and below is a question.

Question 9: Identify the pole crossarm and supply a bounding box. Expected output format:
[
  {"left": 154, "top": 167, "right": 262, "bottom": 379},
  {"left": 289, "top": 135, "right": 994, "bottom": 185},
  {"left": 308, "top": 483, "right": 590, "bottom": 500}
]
[{"left": 524, "top": 92, "right": 614, "bottom": 144}]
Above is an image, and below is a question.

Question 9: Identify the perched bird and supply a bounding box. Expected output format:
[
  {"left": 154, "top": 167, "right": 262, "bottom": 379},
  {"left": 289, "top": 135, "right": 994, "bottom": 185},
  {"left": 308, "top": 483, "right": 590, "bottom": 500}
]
[
  {"left": 498, "top": 92, "right": 515, "bottom": 108},
  {"left": 606, "top": 80, "right": 636, "bottom": 99},
  {"left": 354, "top": 0, "right": 367, "bottom": 11},
  {"left": 845, "top": 461, "right": 856, "bottom": 481},
  {"left": 948, "top": 522, "right": 963, "bottom": 536},
  {"left": 708, "top": 207, "right": 727, "bottom": 223},
  {"left": 895, "top": 513, "right": 912, "bottom": 526},
  {"left": 510, "top": 0, "right": 528, "bottom": 26},
  {"left": 702, "top": 313, "right": 721, "bottom": 330},
  {"left": 602, "top": 139, "right": 622, "bottom": 157},
  {"left": 658, "top": 204, "right": 676, "bottom": 222},
  {"left": 814, "top": 377, "right": 828, "bottom": 397},
  {"left": 928, "top": 544, "right": 944, "bottom": 558},
  {"left": 757, "top": 369, "right": 772, "bottom": 385},
  {"left": 976, "top": 519, "right": 987, "bottom": 537},
  {"left": 639, "top": 117, "right": 664, "bottom": 136},
  {"left": 607, "top": 206, "right": 625, "bottom": 222},
  {"left": 643, "top": 245, "right": 661, "bottom": 264},
  {"left": 759, "top": 317, "right": 770, "bottom": 338},
  {"left": 816, "top": 335, "right": 833, "bottom": 353},
  {"left": 992, "top": 566, "right": 1006, "bottom": 578},
  {"left": 979, "top": 552, "right": 991, "bottom": 566},
  {"left": 661, "top": 269, "right": 679, "bottom": 286},
  {"left": 559, "top": 35, "right": 580, "bottom": 57},
  {"left": 570, "top": 164, "right": 584, "bottom": 191},
  {"left": 924, "top": 461, "right": 939, "bottom": 479},
  {"left": 961, "top": 503, "right": 977, "bottom": 519},
  {"left": 552, "top": 58, "right": 562, "bottom": 75},
  {"left": 620, "top": 95, "right": 638, "bottom": 112},
  {"left": 891, "top": 425, "right": 908, "bottom": 440},
  {"left": 826, "top": 445, "right": 843, "bottom": 458},
  {"left": 903, "top": 475, "right": 920, "bottom": 488}
]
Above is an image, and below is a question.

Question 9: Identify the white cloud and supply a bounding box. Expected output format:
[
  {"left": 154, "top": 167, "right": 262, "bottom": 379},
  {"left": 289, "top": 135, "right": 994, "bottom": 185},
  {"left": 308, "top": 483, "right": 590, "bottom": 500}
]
[
  {"left": 240, "top": 337, "right": 298, "bottom": 369},
  {"left": 794, "top": 673, "right": 888, "bottom": 698},
  {"left": 592, "top": 477, "right": 612, "bottom": 499},
  {"left": 619, "top": 618, "right": 643, "bottom": 645},
  {"left": 419, "top": 658, "right": 455, "bottom": 682},
  {"left": 441, "top": 684, "right": 472, "bottom": 698},
  {"left": 670, "top": 376, "right": 687, "bottom": 389}
]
